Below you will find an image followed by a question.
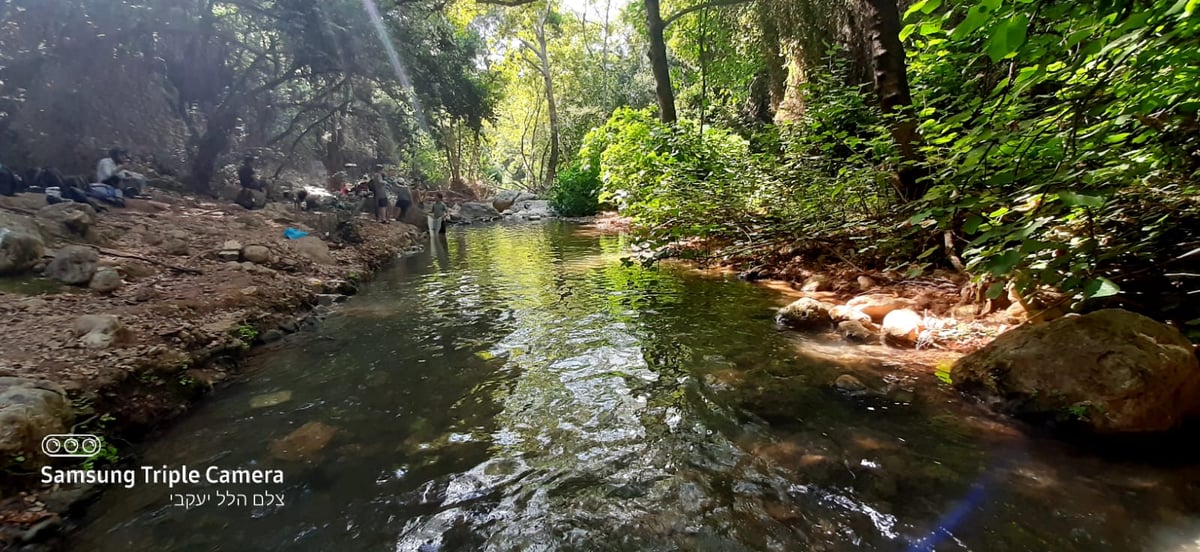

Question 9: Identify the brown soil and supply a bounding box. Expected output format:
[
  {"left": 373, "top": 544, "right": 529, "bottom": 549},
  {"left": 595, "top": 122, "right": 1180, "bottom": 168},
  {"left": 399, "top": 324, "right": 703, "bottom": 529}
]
[{"left": 0, "top": 190, "right": 422, "bottom": 537}]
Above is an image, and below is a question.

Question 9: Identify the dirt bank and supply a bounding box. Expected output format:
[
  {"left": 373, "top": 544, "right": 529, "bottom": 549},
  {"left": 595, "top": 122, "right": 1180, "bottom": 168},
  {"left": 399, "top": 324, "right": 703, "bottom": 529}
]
[{"left": 0, "top": 190, "right": 422, "bottom": 540}]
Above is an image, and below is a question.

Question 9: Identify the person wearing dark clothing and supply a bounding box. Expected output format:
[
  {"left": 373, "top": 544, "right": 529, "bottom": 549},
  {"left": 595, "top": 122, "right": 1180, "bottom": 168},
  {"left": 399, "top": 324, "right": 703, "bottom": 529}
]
[
  {"left": 237, "top": 156, "right": 263, "bottom": 191},
  {"left": 0, "top": 163, "right": 19, "bottom": 196},
  {"left": 394, "top": 185, "right": 413, "bottom": 220}
]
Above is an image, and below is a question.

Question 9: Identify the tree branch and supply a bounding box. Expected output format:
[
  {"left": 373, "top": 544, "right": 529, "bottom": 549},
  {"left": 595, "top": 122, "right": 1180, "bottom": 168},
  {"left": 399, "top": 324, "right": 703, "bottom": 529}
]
[{"left": 662, "top": 0, "right": 757, "bottom": 27}]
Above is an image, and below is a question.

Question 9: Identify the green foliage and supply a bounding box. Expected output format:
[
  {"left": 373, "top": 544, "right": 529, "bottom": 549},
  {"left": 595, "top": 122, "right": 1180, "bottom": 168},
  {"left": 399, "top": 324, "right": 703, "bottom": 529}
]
[
  {"left": 903, "top": 0, "right": 1200, "bottom": 309},
  {"left": 235, "top": 324, "right": 259, "bottom": 346},
  {"left": 549, "top": 161, "right": 602, "bottom": 217}
]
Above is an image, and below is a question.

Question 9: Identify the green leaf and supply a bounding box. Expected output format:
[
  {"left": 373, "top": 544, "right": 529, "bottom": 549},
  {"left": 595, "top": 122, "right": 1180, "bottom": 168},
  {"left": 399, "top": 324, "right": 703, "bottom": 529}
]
[
  {"left": 1057, "top": 191, "right": 1105, "bottom": 208},
  {"left": 988, "top": 249, "right": 1022, "bottom": 277},
  {"left": 1083, "top": 277, "right": 1120, "bottom": 298},
  {"left": 963, "top": 213, "right": 984, "bottom": 234},
  {"left": 951, "top": 3, "right": 998, "bottom": 40},
  {"left": 986, "top": 281, "right": 1007, "bottom": 299},
  {"left": 986, "top": 13, "right": 1029, "bottom": 62}
]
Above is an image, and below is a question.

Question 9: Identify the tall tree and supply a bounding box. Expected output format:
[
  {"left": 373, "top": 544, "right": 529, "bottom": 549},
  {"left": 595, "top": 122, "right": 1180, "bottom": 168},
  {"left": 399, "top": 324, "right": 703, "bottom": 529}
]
[
  {"left": 520, "top": 4, "right": 562, "bottom": 187},
  {"left": 643, "top": 0, "right": 677, "bottom": 123},
  {"left": 861, "top": 0, "right": 924, "bottom": 200}
]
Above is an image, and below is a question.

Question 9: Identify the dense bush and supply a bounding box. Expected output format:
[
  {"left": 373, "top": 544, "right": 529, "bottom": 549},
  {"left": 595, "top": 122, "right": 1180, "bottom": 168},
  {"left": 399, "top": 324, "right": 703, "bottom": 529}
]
[{"left": 549, "top": 161, "right": 602, "bottom": 217}]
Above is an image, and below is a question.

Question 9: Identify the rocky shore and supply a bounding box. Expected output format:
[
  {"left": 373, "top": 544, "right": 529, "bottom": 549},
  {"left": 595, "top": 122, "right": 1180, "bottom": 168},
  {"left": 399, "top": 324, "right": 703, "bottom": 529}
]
[{"left": 0, "top": 190, "right": 422, "bottom": 543}]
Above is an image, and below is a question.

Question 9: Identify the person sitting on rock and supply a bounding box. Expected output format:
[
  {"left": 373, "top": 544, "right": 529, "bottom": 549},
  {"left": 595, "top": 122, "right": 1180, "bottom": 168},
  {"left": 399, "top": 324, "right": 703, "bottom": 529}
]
[
  {"left": 238, "top": 155, "right": 265, "bottom": 191},
  {"left": 97, "top": 148, "right": 148, "bottom": 197}
]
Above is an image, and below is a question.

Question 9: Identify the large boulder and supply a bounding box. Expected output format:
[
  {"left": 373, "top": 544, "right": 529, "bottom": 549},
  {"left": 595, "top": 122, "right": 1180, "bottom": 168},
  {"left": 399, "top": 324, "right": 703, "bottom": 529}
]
[
  {"left": 46, "top": 245, "right": 98, "bottom": 285},
  {"left": 456, "top": 202, "right": 502, "bottom": 223},
  {"left": 0, "top": 229, "right": 45, "bottom": 275},
  {"left": 776, "top": 298, "right": 833, "bottom": 330},
  {"left": 508, "top": 199, "right": 555, "bottom": 220},
  {"left": 951, "top": 309, "right": 1200, "bottom": 433},
  {"left": 845, "top": 294, "right": 917, "bottom": 322},
  {"left": 0, "top": 378, "right": 74, "bottom": 463},
  {"left": 36, "top": 202, "right": 98, "bottom": 243},
  {"left": 242, "top": 244, "right": 271, "bottom": 264}
]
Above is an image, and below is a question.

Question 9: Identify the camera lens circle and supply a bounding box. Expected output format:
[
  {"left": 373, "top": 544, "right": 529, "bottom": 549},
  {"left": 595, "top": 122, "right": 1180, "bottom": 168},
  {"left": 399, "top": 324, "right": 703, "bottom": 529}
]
[
  {"left": 63, "top": 438, "right": 80, "bottom": 454},
  {"left": 81, "top": 437, "right": 101, "bottom": 455},
  {"left": 44, "top": 437, "right": 62, "bottom": 454}
]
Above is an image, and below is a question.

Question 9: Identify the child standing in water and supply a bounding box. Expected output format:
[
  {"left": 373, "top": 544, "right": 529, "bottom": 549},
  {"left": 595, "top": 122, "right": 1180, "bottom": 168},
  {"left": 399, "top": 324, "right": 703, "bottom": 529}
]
[{"left": 428, "top": 192, "right": 447, "bottom": 235}]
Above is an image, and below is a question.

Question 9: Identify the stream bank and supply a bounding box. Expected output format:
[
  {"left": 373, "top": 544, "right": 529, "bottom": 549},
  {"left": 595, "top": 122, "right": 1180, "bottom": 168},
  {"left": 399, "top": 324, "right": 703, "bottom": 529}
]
[{"left": 0, "top": 190, "right": 423, "bottom": 542}]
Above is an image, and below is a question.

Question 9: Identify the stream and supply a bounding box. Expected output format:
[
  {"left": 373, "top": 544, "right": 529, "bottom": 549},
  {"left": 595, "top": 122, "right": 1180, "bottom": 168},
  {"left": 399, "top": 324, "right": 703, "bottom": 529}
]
[{"left": 72, "top": 222, "right": 1200, "bottom": 551}]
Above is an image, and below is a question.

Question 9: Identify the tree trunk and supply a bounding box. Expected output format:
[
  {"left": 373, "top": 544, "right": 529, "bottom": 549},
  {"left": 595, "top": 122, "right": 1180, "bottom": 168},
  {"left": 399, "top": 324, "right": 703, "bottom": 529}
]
[
  {"left": 535, "top": 15, "right": 560, "bottom": 188},
  {"left": 644, "top": 0, "right": 677, "bottom": 124},
  {"left": 758, "top": 0, "right": 786, "bottom": 116},
  {"left": 861, "top": 0, "right": 925, "bottom": 201},
  {"left": 187, "top": 110, "right": 237, "bottom": 197}
]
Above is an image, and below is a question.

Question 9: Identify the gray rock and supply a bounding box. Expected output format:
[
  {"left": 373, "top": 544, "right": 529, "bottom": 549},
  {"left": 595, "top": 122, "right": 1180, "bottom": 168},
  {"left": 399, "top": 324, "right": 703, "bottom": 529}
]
[
  {"left": 242, "top": 244, "right": 271, "bottom": 264},
  {"left": 775, "top": 298, "right": 834, "bottom": 330},
  {"left": 508, "top": 199, "right": 556, "bottom": 220},
  {"left": 952, "top": 309, "right": 1200, "bottom": 433},
  {"left": 456, "top": 202, "right": 503, "bottom": 223},
  {"left": 260, "top": 329, "right": 285, "bottom": 343},
  {"left": 316, "top": 293, "right": 348, "bottom": 306},
  {"left": 0, "top": 229, "right": 45, "bottom": 275},
  {"left": 89, "top": 267, "right": 123, "bottom": 294},
  {"left": 46, "top": 245, "right": 99, "bottom": 285},
  {"left": 73, "top": 314, "right": 124, "bottom": 349},
  {"left": 0, "top": 377, "right": 74, "bottom": 461},
  {"left": 218, "top": 250, "right": 241, "bottom": 262},
  {"left": 36, "top": 202, "right": 98, "bottom": 243}
]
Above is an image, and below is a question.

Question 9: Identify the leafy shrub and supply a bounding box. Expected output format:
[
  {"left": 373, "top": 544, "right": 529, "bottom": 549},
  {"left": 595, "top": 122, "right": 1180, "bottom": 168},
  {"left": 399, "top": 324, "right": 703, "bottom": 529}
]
[{"left": 549, "top": 162, "right": 602, "bottom": 217}]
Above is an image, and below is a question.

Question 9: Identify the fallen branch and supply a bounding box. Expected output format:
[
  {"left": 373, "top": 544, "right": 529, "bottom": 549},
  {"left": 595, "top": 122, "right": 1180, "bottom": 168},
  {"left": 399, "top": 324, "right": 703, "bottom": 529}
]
[{"left": 92, "top": 247, "right": 204, "bottom": 275}]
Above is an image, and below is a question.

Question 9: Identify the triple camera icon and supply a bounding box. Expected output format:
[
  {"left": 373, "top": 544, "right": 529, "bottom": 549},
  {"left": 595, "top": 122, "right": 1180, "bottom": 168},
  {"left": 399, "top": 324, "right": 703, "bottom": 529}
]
[{"left": 41, "top": 434, "right": 103, "bottom": 458}]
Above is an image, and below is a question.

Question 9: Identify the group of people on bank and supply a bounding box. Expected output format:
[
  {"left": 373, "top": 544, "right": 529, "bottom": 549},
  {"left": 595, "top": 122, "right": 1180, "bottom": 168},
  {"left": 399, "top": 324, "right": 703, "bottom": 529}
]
[{"left": 351, "top": 164, "right": 447, "bottom": 236}]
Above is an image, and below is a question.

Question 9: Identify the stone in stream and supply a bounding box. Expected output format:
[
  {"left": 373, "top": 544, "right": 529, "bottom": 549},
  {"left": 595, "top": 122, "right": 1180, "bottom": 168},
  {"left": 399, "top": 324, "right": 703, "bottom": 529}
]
[
  {"left": 830, "top": 305, "right": 872, "bottom": 324},
  {"left": 952, "top": 308, "right": 1200, "bottom": 433},
  {"left": 316, "top": 293, "right": 348, "bottom": 306},
  {"left": 845, "top": 294, "right": 917, "bottom": 323},
  {"left": 271, "top": 421, "right": 337, "bottom": 461},
  {"left": 881, "top": 309, "right": 923, "bottom": 348},
  {"left": 46, "top": 245, "right": 98, "bottom": 285},
  {"left": 838, "top": 320, "right": 876, "bottom": 343},
  {"left": 775, "top": 297, "right": 833, "bottom": 330},
  {"left": 249, "top": 390, "right": 293, "bottom": 409},
  {"left": 834, "top": 374, "right": 867, "bottom": 394}
]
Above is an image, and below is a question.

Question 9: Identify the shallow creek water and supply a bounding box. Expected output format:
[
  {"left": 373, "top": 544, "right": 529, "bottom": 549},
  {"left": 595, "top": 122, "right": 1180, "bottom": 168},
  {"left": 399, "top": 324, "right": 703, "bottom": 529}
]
[{"left": 73, "top": 222, "right": 1200, "bottom": 551}]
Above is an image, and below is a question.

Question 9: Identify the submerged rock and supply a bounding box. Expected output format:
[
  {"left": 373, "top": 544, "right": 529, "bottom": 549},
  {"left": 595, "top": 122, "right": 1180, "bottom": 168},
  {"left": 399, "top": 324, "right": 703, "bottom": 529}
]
[
  {"left": 271, "top": 421, "right": 337, "bottom": 461},
  {"left": 834, "top": 374, "right": 867, "bottom": 394},
  {"left": 951, "top": 309, "right": 1200, "bottom": 433},
  {"left": 250, "top": 390, "right": 293, "bottom": 409},
  {"left": 838, "top": 320, "right": 876, "bottom": 343},
  {"left": 775, "top": 298, "right": 833, "bottom": 330}
]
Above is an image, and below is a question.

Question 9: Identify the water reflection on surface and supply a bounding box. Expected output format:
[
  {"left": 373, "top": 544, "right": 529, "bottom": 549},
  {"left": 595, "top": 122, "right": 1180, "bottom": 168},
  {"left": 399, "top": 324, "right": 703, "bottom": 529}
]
[{"left": 74, "top": 222, "right": 1200, "bottom": 551}]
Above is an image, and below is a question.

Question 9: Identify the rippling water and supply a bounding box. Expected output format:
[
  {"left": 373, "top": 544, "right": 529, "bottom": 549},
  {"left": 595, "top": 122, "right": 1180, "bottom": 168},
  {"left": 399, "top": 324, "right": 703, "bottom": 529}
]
[{"left": 73, "top": 223, "right": 1200, "bottom": 551}]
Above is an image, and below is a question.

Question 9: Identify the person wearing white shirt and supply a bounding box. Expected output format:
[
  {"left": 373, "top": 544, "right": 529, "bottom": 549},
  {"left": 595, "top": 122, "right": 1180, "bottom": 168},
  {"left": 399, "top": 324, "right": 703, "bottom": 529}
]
[{"left": 96, "top": 147, "right": 146, "bottom": 196}]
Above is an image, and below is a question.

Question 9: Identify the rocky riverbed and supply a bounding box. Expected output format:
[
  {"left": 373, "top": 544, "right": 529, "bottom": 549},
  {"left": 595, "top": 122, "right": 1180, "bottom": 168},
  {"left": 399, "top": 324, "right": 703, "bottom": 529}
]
[{"left": 0, "top": 190, "right": 422, "bottom": 540}]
